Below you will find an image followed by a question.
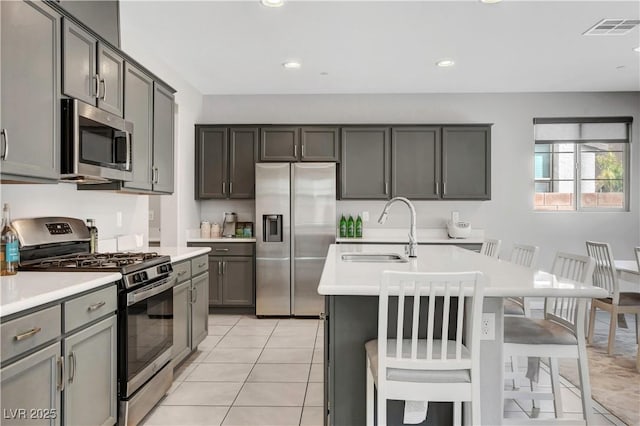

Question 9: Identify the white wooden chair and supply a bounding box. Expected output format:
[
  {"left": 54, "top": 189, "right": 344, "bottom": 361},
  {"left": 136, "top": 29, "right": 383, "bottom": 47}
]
[
  {"left": 586, "top": 241, "right": 640, "bottom": 355},
  {"left": 504, "top": 244, "right": 541, "bottom": 317},
  {"left": 480, "top": 238, "right": 502, "bottom": 258},
  {"left": 503, "top": 252, "right": 596, "bottom": 425},
  {"left": 365, "top": 271, "right": 484, "bottom": 426}
]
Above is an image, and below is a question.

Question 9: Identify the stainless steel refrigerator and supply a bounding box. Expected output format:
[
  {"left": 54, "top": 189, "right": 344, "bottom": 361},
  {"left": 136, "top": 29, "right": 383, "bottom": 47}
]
[{"left": 255, "top": 163, "right": 336, "bottom": 316}]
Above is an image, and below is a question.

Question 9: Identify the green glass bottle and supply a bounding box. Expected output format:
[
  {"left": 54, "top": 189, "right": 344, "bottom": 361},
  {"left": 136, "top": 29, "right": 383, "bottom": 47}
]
[
  {"left": 339, "top": 215, "right": 347, "bottom": 238},
  {"left": 355, "top": 215, "right": 363, "bottom": 238},
  {"left": 347, "top": 215, "right": 355, "bottom": 238}
]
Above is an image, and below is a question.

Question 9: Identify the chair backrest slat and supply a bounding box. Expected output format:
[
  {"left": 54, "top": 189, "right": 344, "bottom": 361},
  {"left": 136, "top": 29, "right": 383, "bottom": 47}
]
[
  {"left": 585, "top": 241, "right": 619, "bottom": 303},
  {"left": 480, "top": 239, "right": 502, "bottom": 258},
  {"left": 510, "top": 243, "right": 540, "bottom": 268},
  {"left": 379, "top": 271, "right": 484, "bottom": 371},
  {"left": 545, "top": 252, "right": 596, "bottom": 332}
]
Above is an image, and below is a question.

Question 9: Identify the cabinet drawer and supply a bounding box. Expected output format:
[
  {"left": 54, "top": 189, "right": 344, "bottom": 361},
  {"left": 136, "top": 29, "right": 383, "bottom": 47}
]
[
  {"left": 1, "top": 305, "right": 61, "bottom": 361},
  {"left": 64, "top": 285, "right": 117, "bottom": 332},
  {"left": 173, "top": 260, "right": 192, "bottom": 283},
  {"left": 208, "top": 243, "right": 254, "bottom": 257},
  {"left": 191, "top": 255, "right": 209, "bottom": 276}
]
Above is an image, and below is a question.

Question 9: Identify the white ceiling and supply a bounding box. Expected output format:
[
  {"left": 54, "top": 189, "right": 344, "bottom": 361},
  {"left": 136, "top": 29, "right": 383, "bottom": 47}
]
[{"left": 119, "top": 1, "right": 640, "bottom": 95}]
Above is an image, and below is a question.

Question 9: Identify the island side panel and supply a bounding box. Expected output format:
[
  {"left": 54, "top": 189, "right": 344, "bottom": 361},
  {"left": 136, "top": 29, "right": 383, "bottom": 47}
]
[{"left": 326, "top": 295, "right": 454, "bottom": 426}]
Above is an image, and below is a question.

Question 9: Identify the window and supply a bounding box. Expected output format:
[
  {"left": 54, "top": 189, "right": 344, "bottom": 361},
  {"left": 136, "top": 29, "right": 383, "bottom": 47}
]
[{"left": 533, "top": 117, "right": 631, "bottom": 211}]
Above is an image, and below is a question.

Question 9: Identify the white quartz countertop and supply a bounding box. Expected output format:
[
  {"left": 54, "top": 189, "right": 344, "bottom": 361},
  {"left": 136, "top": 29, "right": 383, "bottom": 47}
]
[
  {"left": 0, "top": 272, "right": 122, "bottom": 318},
  {"left": 144, "top": 246, "right": 212, "bottom": 263},
  {"left": 335, "top": 228, "right": 484, "bottom": 244},
  {"left": 318, "top": 244, "right": 608, "bottom": 299},
  {"left": 187, "top": 238, "right": 256, "bottom": 243}
]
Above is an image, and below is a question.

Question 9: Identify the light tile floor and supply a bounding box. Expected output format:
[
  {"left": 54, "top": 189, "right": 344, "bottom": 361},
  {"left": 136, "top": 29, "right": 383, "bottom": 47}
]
[{"left": 140, "top": 313, "right": 626, "bottom": 426}]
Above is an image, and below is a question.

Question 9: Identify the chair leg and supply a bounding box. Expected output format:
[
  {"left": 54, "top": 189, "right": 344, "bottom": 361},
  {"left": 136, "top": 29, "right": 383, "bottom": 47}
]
[
  {"left": 636, "top": 314, "right": 640, "bottom": 344},
  {"left": 510, "top": 356, "right": 519, "bottom": 390},
  {"left": 366, "top": 358, "right": 374, "bottom": 426},
  {"left": 377, "top": 392, "right": 386, "bottom": 426},
  {"left": 608, "top": 308, "right": 618, "bottom": 355},
  {"left": 577, "top": 341, "right": 595, "bottom": 425},
  {"left": 453, "top": 402, "right": 461, "bottom": 426},
  {"left": 549, "top": 357, "right": 563, "bottom": 418},
  {"left": 471, "top": 374, "right": 482, "bottom": 425},
  {"left": 587, "top": 303, "right": 596, "bottom": 345}
]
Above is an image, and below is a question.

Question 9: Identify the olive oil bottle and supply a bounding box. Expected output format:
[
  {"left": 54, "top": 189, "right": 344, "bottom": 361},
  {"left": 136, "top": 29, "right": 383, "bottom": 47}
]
[{"left": 1, "top": 203, "right": 19, "bottom": 275}]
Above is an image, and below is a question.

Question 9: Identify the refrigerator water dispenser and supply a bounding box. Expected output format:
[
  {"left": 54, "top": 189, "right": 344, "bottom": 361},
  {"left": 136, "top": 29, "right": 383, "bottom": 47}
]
[{"left": 263, "top": 215, "right": 283, "bottom": 242}]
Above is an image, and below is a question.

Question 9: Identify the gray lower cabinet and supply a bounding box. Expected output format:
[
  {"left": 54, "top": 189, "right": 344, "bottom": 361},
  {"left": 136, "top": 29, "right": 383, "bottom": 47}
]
[
  {"left": 0, "top": 0, "right": 60, "bottom": 182},
  {"left": 172, "top": 256, "right": 209, "bottom": 366},
  {"left": 442, "top": 126, "right": 491, "bottom": 200},
  {"left": 62, "top": 19, "right": 124, "bottom": 117},
  {"left": 152, "top": 83, "right": 175, "bottom": 194},
  {"left": 0, "top": 342, "right": 61, "bottom": 426},
  {"left": 340, "top": 127, "right": 391, "bottom": 199},
  {"left": 210, "top": 256, "right": 255, "bottom": 306},
  {"left": 391, "top": 127, "right": 440, "bottom": 199},
  {"left": 196, "top": 126, "right": 257, "bottom": 199},
  {"left": 63, "top": 316, "right": 117, "bottom": 426}
]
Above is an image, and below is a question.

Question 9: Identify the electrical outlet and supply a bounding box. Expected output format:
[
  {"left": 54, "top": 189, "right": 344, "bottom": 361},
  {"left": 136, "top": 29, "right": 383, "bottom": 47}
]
[
  {"left": 148, "top": 210, "right": 154, "bottom": 221},
  {"left": 362, "top": 211, "right": 370, "bottom": 222},
  {"left": 480, "top": 313, "right": 495, "bottom": 340}
]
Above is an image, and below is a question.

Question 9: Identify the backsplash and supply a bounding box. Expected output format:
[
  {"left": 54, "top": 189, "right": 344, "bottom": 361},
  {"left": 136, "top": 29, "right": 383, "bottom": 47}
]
[{"left": 199, "top": 199, "right": 255, "bottom": 225}]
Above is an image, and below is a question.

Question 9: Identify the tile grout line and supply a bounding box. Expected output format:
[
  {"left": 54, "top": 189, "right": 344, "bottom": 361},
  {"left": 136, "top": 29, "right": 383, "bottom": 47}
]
[{"left": 298, "top": 320, "right": 319, "bottom": 426}]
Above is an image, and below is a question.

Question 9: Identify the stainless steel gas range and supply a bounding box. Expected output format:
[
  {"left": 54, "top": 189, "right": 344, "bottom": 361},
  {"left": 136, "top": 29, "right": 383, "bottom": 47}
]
[{"left": 14, "top": 217, "right": 175, "bottom": 426}]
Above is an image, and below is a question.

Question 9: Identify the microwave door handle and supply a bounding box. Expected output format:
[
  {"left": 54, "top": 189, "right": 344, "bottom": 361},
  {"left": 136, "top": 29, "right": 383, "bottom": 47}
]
[{"left": 125, "top": 132, "right": 132, "bottom": 171}]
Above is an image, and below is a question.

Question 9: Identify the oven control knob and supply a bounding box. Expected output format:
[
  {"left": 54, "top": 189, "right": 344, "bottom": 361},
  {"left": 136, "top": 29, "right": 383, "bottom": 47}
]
[
  {"left": 141, "top": 272, "right": 148, "bottom": 281},
  {"left": 133, "top": 273, "right": 142, "bottom": 283}
]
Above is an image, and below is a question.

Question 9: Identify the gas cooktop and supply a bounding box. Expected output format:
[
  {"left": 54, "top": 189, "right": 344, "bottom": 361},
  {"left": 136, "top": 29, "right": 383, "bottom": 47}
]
[{"left": 19, "top": 251, "right": 170, "bottom": 275}]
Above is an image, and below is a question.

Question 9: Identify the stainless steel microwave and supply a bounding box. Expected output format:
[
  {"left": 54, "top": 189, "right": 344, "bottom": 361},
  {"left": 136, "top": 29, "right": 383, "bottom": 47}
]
[{"left": 60, "top": 99, "right": 133, "bottom": 184}]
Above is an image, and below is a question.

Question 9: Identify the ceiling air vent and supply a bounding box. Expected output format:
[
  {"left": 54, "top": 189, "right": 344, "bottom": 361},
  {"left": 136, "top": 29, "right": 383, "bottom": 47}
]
[{"left": 583, "top": 19, "right": 640, "bottom": 36}]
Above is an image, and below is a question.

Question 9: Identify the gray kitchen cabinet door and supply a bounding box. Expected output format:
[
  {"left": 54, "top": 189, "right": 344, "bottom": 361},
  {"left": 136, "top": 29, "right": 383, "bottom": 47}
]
[
  {"left": 196, "top": 127, "right": 228, "bottom": 199},
  {"left": 191, "top": 272, "right": 209, "bottom": 348},
  {"left": 391, "top": 127, "right": 440, "bottom": 199},
  {"left": 0, "top": 342, "right": 61, "bottom": 426},
  {"left": 62, "top": 19, "right": 97, "bottom": 105},
  {"left": 64, "top": 315, "right": 117, "bottom": 426},
  {"left": 152, "top": 83, "right": 175, "bottom": 193},
  {"left": 96, "top": 43, "right": 124, "bottom": 117},
  {"left": 300, "top": 127, "right": 340, "bottom": 162},
  {"left": 221, "top": 257, "right": 254, "bottom": 306},
  {"left": 123, "top": 63, "right": 153, "bottom": 191},
  {"left": 208, "top": 257, "right": 223, "bottom": 306},
  {"left": 58, "top": 0, "right": 121, "bottom": 48},
  {"left": 229, "top": 127, "right": 258, "bottom": 198},
  {"left": 173, "top": 280, "right": 191, "bottom": 365},
  {"left": 0, "top": 0, "right": 60, "bottom": 181},
  {"left": 260, "top": 127, "right": 299, "bottom": 161},
  {"left": 340, "top": 127, "right": 391, "bottom": 199},
  {"left": 441, "top": 126, "right": 491, "bottom": 200}
]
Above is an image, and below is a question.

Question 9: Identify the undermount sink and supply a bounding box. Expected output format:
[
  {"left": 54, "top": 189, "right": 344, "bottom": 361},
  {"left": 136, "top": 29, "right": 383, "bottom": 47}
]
[{"left": 341, "top": 253, "right": 409, "bottom": 263}]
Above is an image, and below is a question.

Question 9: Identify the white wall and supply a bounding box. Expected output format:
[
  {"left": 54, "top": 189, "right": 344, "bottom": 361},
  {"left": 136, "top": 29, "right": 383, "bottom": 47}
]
[
  {"left": 119, "top": 14, "right": 204, "bottom": 246},
  {"left": 202, "top": 92, "right": 640, "bottom": 269}
]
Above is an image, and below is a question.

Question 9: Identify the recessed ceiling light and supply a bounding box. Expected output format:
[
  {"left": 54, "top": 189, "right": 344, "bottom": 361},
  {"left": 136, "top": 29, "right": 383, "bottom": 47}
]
[
  {"left": 480, "top": 0, "right": 502, "bottom": 3},
  {"left": 634, "top": 46, "right": 640, "bottom": 52},
  {"left": 261, "top": 0, "right": 283, "bottom": 7},
  {"left": 282, "top": 61, "right": 301, "bottom": 69},
  {"left": 320, "top": 72, "right": 329, "bottom": 76},
  {"left": 436, "top": 59, "right": 455, "bottom": 68}
]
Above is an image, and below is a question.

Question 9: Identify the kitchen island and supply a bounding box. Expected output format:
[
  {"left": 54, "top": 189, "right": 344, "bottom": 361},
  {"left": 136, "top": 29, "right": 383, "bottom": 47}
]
[{"left": 318, "top": 243, "right": 607, "bottom": 426}]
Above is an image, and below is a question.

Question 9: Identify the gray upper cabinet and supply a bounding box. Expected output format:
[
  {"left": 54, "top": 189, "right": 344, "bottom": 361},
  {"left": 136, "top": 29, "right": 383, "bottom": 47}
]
[
  {"left": 62, "top": 19, "right": 124, "bottom": 117},
  {"left": 300, "top": 127, "right": 340, "bottom": 162},
  {"left": 152, "top": 83, "right": 175, "bottom": 193},
  {"left": 196, "top": 127, "right": 228, "bottom": 199},
  {"left": 1, "top": 0, "right": 60, "bottom": 182},
  {"left": 340, "top": 127, "right": 391, "bottom": 199},
  {"left": 123, "top": 63, "right": 153, "bottom": 191},
  {"left": 58, "top": 0, "right": 120, "bottom": 47},
  {"left": 229, "top": 128, "right": 258, "bottom": 198},
  {"left": 392, "top": 127, "right": 440, "bottom": 199},
  {"left": 260, "top": 127, "right": 299, "bottom": 161},
  {"left": 441, "top": 126, "right": 491, "bottom": 200},
  {"left": 196, "top": 126, "right": 257, "bottom": 199}
]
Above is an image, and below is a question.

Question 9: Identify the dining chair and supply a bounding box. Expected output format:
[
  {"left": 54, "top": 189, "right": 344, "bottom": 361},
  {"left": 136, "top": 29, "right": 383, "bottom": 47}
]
[
  {"left": 503, "top": 252, "right": 596, "bottom": 424},
  {"left": 504, "top": 244, "right": 541, "bottom": 317},
  {"left": 365, "top": 271, "right": 484, "bottom": 426},
  {"left": 586, "top": 241, "right": 640, "bottom": 355},
  {"left": 480, "top": 238, "right": 502, "bottom": 258}
]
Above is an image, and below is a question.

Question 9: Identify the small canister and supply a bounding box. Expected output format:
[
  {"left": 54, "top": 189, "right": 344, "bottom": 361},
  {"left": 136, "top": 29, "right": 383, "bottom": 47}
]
[
  {"left": 200, "top": 221, "right": 211, "bottom": 238},
  {"left": 211, "top": 223, "right": 221, "bottom": 238}
]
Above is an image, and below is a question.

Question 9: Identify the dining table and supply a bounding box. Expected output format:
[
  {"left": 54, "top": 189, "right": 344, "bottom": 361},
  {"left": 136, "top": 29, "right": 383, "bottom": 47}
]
[{"left": 614, "top": 259, "right": 640, "bottom": 372}]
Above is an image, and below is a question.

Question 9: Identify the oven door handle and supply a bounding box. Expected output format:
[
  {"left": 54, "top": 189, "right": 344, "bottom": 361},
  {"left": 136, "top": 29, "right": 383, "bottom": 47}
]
[{"left": 127, "top": 275, "right": 177, "bottom": 306}]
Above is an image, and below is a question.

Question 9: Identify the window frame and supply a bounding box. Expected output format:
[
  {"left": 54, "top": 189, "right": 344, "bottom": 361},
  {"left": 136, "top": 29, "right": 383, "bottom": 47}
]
[{"left": 533, "top": 117, "right": 632, "bottom": 212}]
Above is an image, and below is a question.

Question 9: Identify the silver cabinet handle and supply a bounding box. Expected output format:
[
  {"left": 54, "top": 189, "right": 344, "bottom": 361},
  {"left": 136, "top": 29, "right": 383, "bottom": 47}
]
[
  {"left": 230, "top": 182, "right": 233, "bottom": 194},
  {"left": 68, "top": 351, "right": 77, "bottom": 384},
  {"left": 198, "top": 262, "right": 206, "bottom": 268},
  {"left": 94, "top": 73, "right": 100, "bottom": 98},
  {"left": 442, "top": 182, "right": 447, "bottom": 195},
  {"left": 151, "top": 167, "right": 157, "bottom": 184},
  {"left": 384, "top": 182, "right": 389, "bottom": 195},
  {"left": 215, "top": 248, "right": 229, "bottom": 252},
  {"left": 100, "top": 78, "right": 107, "bottom": 101},
  {"left": 435, "top": 182, "right": 440, "bottom": 196},
  {"left": 15, "top": 327, "right": 42, "bottom": 341},
  {"left": 87, "top": 301, "right": 106, "bottom": 312},
  {"left": 301, "top": 142, "right": 305, "bottom": 158},
  {"left": 193, "top": 286, "right": 198, "bottom": 303},
  {"left": 57, "top": 356, "right": 65, "bottom": 392},
  {"left": 1, "top": 128, "right": 8, "bottom": 160},
  {"left": 293, "top": 144, "right": 297, "bottom": 158},
  {"left": 223, "top": 261, "right": 226, "bottom": 274},
  {"left": 222, "top": 181, "right": 226, "bottom": 195},
  {"left": 155, "top": 167, "right": 160, "bottom": 184},
  {"left": 218, "top": 261, "right": 222, "bottom": 275},
  {"left": 177, "top": 270, "right": 187, "bottom": 276}
]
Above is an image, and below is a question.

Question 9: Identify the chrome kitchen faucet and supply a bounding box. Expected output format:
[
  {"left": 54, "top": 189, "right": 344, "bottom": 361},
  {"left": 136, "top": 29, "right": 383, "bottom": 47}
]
[{"left": 378, "top": 196, "right": 418, "bottom": 258}]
